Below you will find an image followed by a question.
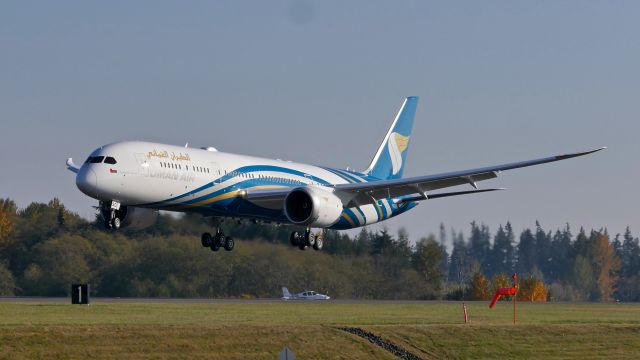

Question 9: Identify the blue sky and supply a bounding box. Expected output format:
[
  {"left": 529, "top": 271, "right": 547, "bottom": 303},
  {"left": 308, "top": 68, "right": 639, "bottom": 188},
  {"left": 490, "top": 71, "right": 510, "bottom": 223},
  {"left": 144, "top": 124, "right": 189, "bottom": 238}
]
[{"left": 1, "top": 1, "right": 638, "bottom": 244}]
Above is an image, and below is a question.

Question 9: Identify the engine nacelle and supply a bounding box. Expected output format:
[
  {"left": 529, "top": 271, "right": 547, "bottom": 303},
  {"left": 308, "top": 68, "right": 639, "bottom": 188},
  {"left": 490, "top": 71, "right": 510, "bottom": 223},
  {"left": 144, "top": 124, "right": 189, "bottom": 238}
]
[
  {"left": 283, "top": 187, "right": 343, "bottom": 227},
  {"left": 119, "top": 206, "right": 158, "bottom": 230}
]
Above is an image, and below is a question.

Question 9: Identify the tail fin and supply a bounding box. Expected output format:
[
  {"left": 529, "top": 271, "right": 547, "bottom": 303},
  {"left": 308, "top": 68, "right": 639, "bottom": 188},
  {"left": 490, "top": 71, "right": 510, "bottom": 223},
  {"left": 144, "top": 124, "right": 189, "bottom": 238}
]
[
  {"left": 282, "top": 287, "right": 291, "bottom": 298},
  {"left": 364, "top": 97, "right": 418, "bottom": 180}
]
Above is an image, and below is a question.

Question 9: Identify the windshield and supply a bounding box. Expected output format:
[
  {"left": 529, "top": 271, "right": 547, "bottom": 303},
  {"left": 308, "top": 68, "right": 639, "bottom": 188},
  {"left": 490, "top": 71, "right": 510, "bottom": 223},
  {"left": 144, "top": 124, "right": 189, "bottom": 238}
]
[{"left": 88, "top": 156, "right": 104, "bottom": 163}]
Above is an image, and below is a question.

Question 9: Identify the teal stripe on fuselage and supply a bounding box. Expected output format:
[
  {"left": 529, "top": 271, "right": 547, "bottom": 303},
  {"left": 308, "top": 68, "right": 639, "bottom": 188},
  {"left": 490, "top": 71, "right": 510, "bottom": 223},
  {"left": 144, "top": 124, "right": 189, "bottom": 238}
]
[
  {"left": 142, "top": 164, "right": 332, "bottom": 207},
  {"left": 354, "top": 206, "right": 367, "bottom": 225},
  {"left": 320, "top": 167, "right": 357, "bottom": 184}
]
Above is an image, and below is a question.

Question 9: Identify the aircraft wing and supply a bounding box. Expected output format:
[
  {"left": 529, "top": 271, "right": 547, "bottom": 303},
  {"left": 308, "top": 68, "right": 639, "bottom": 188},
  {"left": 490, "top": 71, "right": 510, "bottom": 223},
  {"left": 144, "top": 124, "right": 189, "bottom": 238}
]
[
  {"left": 334, "top": 147, "right": 605, "bottom": 207},
  {"left": 243, "top": 147, "right": 604, "bottom": 209}
]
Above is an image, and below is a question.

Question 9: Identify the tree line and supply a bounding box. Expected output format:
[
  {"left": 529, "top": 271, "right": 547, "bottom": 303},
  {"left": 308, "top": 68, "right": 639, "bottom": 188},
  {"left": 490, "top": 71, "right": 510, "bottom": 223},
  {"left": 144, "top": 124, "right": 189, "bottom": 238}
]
[{"left": 0, "top": 198, "right": 638, "bottom": 301}]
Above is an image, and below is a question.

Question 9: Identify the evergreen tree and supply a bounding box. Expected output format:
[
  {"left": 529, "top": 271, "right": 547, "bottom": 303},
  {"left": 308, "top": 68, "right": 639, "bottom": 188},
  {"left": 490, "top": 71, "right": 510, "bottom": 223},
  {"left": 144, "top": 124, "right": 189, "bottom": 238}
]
[
  {"left": 448, "top": 234, "right": 468, "bottom": 285},
  {"left": 468, "top": 222, "right": 491, "bottom": 274},
  {"left": 438, "top": 223, "right": 449, "bottom": 280},
  {"left": 549, "top": 224, "right": 572, "bottom": 281},
  {"left": 573, "top": 227, "right": 589, "bottom": 257},
  {"left": 517, "top": 228, "right": 536, "bottom": 275},
  {"left": 354, "top": 227, "right": 372, "bottom": 255},
  {"left": 505, "top": 222, "right": 516, "bottom": 272},
  {"left": 488, "top": 224, "right": 514, "bottom": 276},
  {"left": 620, "top": 227, "right": 640, "bottom": 278},
  {"left": 534, "top": 221, "right": 552, "bottom": 280}
]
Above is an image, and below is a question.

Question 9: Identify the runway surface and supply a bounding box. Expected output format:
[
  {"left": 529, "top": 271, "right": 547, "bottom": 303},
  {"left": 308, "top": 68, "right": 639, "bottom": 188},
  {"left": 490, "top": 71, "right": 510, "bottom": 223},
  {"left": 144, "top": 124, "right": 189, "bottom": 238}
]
[{"left": 0, "top": 297, "right": 456, "bottom": 305}]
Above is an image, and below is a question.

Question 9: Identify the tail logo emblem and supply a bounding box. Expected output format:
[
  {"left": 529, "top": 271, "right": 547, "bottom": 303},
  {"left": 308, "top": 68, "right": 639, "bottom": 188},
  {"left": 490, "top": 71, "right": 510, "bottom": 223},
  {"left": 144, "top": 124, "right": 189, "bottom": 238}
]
[{"left": 388, "top": 132, "right": 410, "bottom": 175}]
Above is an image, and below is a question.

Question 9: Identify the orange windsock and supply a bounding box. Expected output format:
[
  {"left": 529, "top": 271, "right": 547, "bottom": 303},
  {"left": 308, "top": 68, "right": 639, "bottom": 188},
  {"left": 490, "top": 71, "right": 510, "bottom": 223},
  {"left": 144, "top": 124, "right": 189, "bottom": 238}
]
[{"left": 489, "top": 286, "right": 517, "bottom": 308}]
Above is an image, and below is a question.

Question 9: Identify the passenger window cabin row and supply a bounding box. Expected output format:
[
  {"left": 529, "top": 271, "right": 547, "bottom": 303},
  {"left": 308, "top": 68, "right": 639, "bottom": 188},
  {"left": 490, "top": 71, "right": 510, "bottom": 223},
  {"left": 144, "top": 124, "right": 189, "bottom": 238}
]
[
  {"left": 156, "top": 162, "right": 309, "bottom": 186},
  {"left": 159, "top": 162, "right": 211, "bottom": 174}
]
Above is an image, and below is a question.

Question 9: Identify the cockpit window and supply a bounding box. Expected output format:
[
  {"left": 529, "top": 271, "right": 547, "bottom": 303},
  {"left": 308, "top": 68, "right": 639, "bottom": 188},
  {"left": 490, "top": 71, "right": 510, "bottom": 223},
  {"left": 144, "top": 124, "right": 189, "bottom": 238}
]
[
  {"left": 104, "top": 157, "right": 117, "bottom": 164},
  {"left": 89, "top": 156, "right": 105, "bottom": 163}
]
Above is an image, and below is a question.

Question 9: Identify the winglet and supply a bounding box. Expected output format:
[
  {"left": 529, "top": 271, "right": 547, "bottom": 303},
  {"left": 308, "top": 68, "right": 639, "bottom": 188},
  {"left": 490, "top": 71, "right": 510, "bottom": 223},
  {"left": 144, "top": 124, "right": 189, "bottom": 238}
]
[
  {"left": 555, "top": 147, "right": 606, "bottom": 161},
  {"left": 66, "top": 158, "right": 80, "bottom": 173}
]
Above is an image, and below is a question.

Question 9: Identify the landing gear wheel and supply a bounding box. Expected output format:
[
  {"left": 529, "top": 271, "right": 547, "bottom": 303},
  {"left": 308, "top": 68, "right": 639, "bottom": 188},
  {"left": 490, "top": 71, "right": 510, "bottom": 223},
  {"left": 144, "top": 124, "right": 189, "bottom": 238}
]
[
  {"left": 306, "top": 232, "right": 316, "bottom": 247},
  {"left": 224, "top": 237, "right": 234, "bottom": 251},
  {"left": 211, "top": 233, "right": 223, "bottom": 252},
  {"left": 313, "top": 236, "right": 323, "bottom": 251},
  {"left": 104, "top": 220, "right": 112, "bottom": 229},
  {"left": 201, "top": 233, "right": 213, "bottom": 247},
  {"left": 298, "top": 241, "right": 306, "bottom": 250},
  {"left": 111, "top": 217, "right": 121, "bottom": 230},
  {"left": 290, "top": 231, "right": 301, "bottom": 246}
]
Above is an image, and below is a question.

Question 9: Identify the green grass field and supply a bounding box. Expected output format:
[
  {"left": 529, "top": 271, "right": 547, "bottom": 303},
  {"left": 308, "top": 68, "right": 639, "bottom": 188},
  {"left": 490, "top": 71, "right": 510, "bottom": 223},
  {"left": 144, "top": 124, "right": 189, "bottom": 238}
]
[{"left": 0, "top": 301, "right": 639, "bottom": 359}]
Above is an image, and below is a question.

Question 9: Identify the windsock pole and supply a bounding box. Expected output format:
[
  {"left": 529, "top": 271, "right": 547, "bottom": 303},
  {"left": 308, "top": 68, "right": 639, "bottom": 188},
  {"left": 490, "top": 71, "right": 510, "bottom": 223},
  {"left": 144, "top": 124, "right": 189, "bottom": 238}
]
[
  {"left": 489, "top": 273, "right": 518, "bottom": 324},
  {"left": 513, "top": 273, "right": 518, "bottom": 324}
]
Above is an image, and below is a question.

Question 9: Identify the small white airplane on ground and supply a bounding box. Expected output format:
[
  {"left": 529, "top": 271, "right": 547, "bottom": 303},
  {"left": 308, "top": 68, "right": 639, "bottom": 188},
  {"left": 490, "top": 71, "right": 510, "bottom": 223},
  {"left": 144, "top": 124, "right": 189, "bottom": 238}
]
[
  {"left": 281, "top": 287, "right": 330, "bottom": 300},
  {"left": 67, "top": 97, "right": 604, "bottom": 253}
]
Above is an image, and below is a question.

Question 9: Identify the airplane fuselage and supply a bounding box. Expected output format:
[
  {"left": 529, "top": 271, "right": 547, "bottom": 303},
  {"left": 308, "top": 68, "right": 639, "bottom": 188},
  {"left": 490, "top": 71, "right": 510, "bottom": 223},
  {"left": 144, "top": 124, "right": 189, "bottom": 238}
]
[{"left": 75, "top": 141, "right": 416, "bottom": 230}]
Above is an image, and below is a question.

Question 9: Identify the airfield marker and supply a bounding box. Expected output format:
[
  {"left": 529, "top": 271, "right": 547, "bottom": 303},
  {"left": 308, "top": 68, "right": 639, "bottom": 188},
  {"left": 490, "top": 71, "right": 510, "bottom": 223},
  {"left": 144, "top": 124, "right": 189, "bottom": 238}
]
[{"left": 463, "top": 302, "right": 468, "bottom": 323}]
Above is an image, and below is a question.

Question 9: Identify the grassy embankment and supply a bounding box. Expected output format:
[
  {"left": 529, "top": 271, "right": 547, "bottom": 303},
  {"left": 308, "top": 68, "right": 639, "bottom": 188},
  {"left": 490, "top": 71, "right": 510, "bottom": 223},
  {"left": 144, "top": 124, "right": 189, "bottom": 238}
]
[{"left": 0, "top": 301, "right": 639, "bottom": 359}]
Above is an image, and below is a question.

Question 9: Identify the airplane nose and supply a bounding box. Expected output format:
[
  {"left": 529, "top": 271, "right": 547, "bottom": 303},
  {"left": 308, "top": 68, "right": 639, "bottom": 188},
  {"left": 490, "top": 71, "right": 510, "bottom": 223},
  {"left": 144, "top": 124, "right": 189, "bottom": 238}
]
[{"left": 76, "top": 167, "right": 98, "bottom": 197}]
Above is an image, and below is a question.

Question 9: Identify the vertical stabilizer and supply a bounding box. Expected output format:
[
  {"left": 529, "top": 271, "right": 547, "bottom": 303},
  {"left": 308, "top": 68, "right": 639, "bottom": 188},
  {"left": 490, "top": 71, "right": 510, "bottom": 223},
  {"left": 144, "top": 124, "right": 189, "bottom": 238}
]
[
  {"left": 282, "top": 287, "right": 291, "bottom": 298},
  {"left": 364, "top": 97, "right": 418, "bottom": 180}
]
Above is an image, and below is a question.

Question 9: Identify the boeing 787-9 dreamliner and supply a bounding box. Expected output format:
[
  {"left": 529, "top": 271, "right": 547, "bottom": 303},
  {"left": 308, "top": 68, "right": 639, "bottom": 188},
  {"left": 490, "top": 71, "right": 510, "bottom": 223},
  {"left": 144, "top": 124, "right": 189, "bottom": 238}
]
[{"left": 67, "top": 97, "right": 604, "bottom": 253}]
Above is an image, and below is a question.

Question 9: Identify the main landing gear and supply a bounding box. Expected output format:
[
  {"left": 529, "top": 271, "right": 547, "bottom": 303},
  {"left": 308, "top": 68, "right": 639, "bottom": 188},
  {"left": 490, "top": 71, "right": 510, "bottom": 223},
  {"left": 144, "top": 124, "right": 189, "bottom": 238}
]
[
  {"left": 290, "top": 228, "right": 324, "bottom": 251},
  {"left": 201, "top": 229, "right": 234, "bottom": 252}
]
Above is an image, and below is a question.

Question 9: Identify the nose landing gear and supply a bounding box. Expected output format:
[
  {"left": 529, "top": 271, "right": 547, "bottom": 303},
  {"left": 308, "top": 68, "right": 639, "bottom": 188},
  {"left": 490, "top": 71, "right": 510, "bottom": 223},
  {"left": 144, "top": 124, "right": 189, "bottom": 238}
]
[{"left": 102, "top": 201, "right": 123, "bottom": 230}]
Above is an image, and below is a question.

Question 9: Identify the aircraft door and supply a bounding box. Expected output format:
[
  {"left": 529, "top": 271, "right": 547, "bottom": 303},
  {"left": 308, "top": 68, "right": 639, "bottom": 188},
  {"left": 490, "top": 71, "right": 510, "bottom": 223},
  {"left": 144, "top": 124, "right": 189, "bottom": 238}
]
[
  {"left": 134, "top": 153, "right": 150, "bottom": 177},
  {"left": 210, "top": 163, "right": 222, "bottom": 184}
]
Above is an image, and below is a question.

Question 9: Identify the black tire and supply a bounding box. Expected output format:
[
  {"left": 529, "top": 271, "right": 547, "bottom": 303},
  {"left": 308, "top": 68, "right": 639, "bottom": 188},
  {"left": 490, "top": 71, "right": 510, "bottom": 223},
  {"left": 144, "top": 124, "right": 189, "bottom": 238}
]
[
  {"left": 104, "top": 220, "right": 112, "bottom": 229},
  {"left": 211, "top": 233, "right": 223, "bottom": 252},
  {"left": 313, "top": 236, "right": 323, "bottom": 251},
  {"left": 201, "top": 233, "right": 213, "bottom": 247},
  {"left": 112, "top": 217, "right": 121, "bottom": 230},
  {"left": 290, "top": 231, "right": 300, "bottom": 246},
  {"left": 298, "top": 241, "right": 306, "bottom": 250},
  {"left": 224, "top": 237, "right": 234, "bottom": 251},
  {"left": 306, "top": 232, "right": 316, "bottom": 247}
]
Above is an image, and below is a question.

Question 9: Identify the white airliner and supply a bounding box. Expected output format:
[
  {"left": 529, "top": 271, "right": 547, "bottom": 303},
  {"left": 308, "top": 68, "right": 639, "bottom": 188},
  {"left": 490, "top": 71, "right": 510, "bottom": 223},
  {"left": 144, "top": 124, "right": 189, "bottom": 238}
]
[
  {"left": 66, "top": 97, "right": 604, "bottom": 253},
  {"left": 282, "top": 287, "right": 330, "bottom": 300}
]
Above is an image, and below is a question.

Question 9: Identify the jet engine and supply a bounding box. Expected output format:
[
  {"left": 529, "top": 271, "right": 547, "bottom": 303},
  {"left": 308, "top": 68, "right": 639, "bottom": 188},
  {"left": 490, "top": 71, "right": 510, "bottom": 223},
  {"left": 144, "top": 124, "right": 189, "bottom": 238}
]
[{"left": 283, "top": 187, "right": 343, "bottom": 227}]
